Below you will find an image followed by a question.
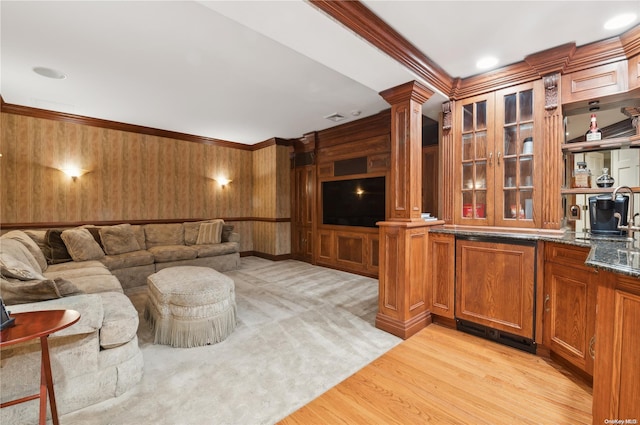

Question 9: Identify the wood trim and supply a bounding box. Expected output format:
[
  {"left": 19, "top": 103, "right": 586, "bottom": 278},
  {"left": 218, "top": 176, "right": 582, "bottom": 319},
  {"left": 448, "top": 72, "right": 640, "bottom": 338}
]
[
  {"left": 308, "top": 0, "right": 453, "bottom": 96},
  {"left": 525, "top": 43, "right": 577, "bottom": 77},
  {"left": 564, "top": 35, "right": 629, "bottom": 74},
  {"left": 621, "top": 24, "right": 640, "bottom": 58},
  {"left": 251, "top": 137, "right": 295, "bottom": 151},
  {"left": 0, "top": 100, "right": 255, "bottom": 151},
  {"left": 311, "top": 0, "right": 640, "bottom": 100},
  {"left": 452, "top": 62, "right": 540, "bottom": 100},
  {"left": 379, "top": 80, "right": 434, "bottom": 105},
  {"left": 0, "top": 216, "right": 291, "bottom": 230},
  {"left": 374, "top": 309, "right": 432, "bottom": 340},
  {"left": 241, "top": 251, "right": 292, "bottom": 261},
  {"left": 315, "top": 110, "right": 390, "bottom": 148}
]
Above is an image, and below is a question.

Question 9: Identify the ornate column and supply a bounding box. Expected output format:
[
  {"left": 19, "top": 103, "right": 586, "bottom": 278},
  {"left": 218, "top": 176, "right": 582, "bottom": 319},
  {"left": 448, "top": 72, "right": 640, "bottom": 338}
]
[
  {"left": 376, "top": 81, "right": 441, "bottom": 339},
  {"left": 440, "top": 101, "right": 455, "bottom": 224},
  {"left": 542, "top": 73, "right": 565, "bottom": 229}
]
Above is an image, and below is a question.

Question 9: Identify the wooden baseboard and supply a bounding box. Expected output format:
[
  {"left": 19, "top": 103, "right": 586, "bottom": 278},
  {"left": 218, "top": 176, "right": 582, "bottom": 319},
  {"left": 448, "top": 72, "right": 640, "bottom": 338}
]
[
  {"left": 549, "top": 351, "right": 594, "bottom": 386},
  {"left": 375, "top": 310, "right": 432, "bottom": 339},
  {"left": 431, "top": 315, "right": 456, "bottom": 329},
  {"left": 241, "top": 251, "right": 292, "bottom": 261}
]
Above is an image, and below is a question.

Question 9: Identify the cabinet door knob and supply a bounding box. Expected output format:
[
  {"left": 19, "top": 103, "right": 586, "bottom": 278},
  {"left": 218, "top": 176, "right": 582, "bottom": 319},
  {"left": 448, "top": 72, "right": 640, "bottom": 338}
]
[
  {"left": 497, "top": 151, "right": 502, "bottom": 165},
  {"left": 589, "top": 335, "right": 595, "bottom": 360},
  {"left": 544, "top": 294, "right": 550, "bottom": 312},
  {"left": 489, "top": 152, "right": 493, "bottom": 166}
]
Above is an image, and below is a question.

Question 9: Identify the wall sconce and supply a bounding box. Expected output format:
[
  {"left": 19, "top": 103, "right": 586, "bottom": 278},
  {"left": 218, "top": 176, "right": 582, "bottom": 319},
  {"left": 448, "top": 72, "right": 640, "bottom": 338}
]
[
  {"left": 214, "top": 176, "right": 232, "bottom": 188},
  {"left": 60, "top": 166, "right": 88, "bottom": 182}
]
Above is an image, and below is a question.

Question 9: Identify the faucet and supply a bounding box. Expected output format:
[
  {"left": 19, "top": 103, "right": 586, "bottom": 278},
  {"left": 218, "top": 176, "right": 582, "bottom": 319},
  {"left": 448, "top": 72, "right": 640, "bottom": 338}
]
[{"left": 612, "top": 185, "right": 639, "bottom": 241}]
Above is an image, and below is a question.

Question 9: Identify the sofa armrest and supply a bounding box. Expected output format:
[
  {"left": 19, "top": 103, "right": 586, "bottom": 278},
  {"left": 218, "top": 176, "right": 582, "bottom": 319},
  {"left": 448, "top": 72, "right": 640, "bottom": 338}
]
[{"left": 7, "top": 294, "right": 104, "bottom": 337}]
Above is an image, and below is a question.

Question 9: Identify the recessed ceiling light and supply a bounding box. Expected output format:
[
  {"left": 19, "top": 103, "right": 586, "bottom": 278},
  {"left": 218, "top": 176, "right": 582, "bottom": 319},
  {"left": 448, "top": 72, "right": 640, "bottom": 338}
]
[
  {"left": 33, "top": 66, "right": 66, "bottom": 80},
  {"left": 476, "top": 56, "right": 498, "bottom": 70},
  {"left": 604, "top": 13, "right": 637, "bottom": 30}
]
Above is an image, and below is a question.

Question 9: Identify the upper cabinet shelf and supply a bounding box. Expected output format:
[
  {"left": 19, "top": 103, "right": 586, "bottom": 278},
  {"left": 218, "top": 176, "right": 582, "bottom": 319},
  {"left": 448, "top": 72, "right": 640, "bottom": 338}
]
[
  {"left": 561, "top": 186, "right": 640, "bottom": 195},
  {"left": 561, "top": 134, "right": 640, "bottom": 153}
]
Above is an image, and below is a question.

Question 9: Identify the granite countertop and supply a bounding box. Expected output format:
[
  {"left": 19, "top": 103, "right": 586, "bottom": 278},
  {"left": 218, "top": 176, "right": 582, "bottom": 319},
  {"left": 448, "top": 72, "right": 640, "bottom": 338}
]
[{"left": 429, "top": 226, "right": 640, "bottom": 278}]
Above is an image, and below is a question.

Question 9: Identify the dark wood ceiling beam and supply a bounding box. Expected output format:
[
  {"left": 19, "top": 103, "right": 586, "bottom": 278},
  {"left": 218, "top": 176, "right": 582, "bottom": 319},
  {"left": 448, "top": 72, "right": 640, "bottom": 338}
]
[{"left": 309, "top": 0, "right": 454, "bottom": 96}]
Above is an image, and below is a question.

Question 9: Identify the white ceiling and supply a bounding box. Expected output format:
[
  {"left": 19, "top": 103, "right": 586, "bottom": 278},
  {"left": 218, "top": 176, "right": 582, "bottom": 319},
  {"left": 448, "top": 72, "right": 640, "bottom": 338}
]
[{"left": 1, "top": 1, "right": 639, "bottom": 145}]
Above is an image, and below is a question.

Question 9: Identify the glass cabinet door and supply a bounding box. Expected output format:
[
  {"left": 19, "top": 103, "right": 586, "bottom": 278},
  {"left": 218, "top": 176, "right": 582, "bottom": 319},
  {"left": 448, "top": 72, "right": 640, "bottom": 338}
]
[
  {"left": 495, "top": 83, "right": 539, "bottom": 228},
  {"left": 454, "top": 82, "right": 540, "bottom": 228},
  {"left": 457, "top": 94, "right": 494, "bottom": 224}
]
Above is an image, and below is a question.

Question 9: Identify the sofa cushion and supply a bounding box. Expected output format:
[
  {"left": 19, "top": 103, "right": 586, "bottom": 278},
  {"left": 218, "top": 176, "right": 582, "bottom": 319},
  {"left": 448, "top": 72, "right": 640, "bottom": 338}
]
[
  {"left": 45, "top": 229, "right": 74, "bottom": 264},
  {"left": 43, "top": 229, "right": 73, "bottom": 264},
  {"left": 100, "top": 224, "right": 141, "bottom": 255},
  {"left": 183, "top": 221, "right": 204, "bottom": 245},
  {"left": 58, "top": 274, "right": 123, "bottom": 295},
  {"left": 100, "top": 250, "right": 155, "bottom": 270},
  {"left": 44, "top": 261, "right": 123, "bottom": 294},
  {"left": 96, "top": 291, "right": 139, "bottom": 349},
  {"left": 131, "top": 225, "right": 146, "bottom": 250},
  {"left": 0, "top": 238, "right": 45, "bottom": 280},
  {"left": 144, "top": 223, "right": 184, "bottom": 248},
  {"left": 193, "top": 242, "right": 239, "bottom": 258},
  {"left": 2, "top": 230, "right": 48, "bottom": 272},
  {"left": 183, "top": 220, "right": 223, "bottom": 245},
  {"left": 221, "top": 224, "right": 234, "bottom": 243},
  {"left": 0, "top": 276, "right": 83, "bottom": 305},
  {"left": 82, "top": 226, "right": 105, "bottom": 249},
  {"left": 62, "top": 228, "right": 106, "bottom": 261},
  {"left": 147, "top": 245, "right": 197, "bottom": 263},
  {"left": 7, "top": 293, "right": 105, "bottom": 336},
  {"left": 196, "top": 220, "right": 224, "bottom": 245},
  {"left": 0, "top": 254, "right": 44, "bottom": 281},
  {"left": 45, "top": 259, "right": 109, "bottom": 273}
]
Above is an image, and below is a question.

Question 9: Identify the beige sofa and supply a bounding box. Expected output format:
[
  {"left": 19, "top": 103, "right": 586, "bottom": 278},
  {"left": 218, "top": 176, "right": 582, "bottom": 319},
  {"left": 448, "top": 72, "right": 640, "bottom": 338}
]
[
  {"left": 24, "top": 220, "right": 241, "bottom": 290},
  {"left": 0, "top": 220, "right": 240, "bottom": 424},
  {"left": 0, "top": 231, "right": 143, "bottom": 425}
]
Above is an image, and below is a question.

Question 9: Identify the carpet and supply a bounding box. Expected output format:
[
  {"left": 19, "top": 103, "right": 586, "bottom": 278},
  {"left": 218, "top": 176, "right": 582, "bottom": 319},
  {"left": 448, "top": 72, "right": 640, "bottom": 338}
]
[{"left": 61, "top": 257, "right": 401, "bottom": 425}]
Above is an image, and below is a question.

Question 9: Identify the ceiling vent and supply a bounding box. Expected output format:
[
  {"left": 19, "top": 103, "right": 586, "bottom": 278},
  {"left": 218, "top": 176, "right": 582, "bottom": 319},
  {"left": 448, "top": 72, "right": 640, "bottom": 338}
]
[{"left": 324, "top": 112, "right": 346, "bottom": 122}]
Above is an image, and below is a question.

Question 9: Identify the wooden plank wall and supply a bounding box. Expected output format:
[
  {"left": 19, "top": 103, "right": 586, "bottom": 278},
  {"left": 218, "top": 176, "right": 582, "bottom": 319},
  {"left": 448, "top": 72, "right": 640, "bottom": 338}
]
[{"left": 0, "top": 112, "right": 267, "bottom": 252}]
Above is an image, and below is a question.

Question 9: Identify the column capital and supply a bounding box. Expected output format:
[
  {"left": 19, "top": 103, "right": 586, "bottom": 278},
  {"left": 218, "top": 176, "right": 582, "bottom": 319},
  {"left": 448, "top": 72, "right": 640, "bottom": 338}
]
[{"left": 380, "top": 80, "right": 434, "bottom": 106}]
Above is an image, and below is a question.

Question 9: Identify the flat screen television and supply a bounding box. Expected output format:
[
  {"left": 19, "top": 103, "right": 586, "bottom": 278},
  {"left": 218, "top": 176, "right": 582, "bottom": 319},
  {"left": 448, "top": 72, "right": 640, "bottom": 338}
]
[{"left": 322, "top": 176, "right": 386, "bottom": 228}]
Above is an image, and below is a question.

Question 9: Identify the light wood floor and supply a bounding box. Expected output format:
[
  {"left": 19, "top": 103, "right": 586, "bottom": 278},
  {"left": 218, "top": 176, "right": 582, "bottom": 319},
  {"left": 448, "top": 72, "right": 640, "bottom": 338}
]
[{"left": 279, "top": 324, "right": 592, "bottom": 424}]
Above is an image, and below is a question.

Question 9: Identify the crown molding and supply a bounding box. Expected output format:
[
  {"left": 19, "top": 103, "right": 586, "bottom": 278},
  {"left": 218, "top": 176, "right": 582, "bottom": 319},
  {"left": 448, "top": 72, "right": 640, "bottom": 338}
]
[
  {"left": 250, "top": 137, "right": 295, "bottom": 151},
  {"left": 525, "top": 43, "right": 577, "bottom": 77},
  {"left": 309, "top": 0, "right": 453, "bottom": 96},
  {"left": 621, "top": 24, "right": 640, "bottom": 58},
  {"left": 311, "top": 2, "right": 640, "bottom": 101}
]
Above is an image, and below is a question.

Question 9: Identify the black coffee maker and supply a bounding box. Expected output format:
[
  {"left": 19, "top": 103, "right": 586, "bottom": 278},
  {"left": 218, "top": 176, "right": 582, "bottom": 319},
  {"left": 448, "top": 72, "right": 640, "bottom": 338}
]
[{"left": 589, "top": 194, "right": 629, "bottom": 235}]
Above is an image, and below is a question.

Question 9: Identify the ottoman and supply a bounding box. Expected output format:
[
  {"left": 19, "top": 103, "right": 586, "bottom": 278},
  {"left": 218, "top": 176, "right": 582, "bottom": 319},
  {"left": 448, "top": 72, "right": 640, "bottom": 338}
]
[{"left": 143, "top": 266, "right": 237, "bottom": 348}]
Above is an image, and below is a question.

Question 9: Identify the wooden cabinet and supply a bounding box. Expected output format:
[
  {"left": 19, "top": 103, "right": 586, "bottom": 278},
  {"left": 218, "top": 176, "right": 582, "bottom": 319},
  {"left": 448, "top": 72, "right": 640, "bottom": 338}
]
[
  {"left": 561, "top": 61, "right": 629, "bottom": 104},
  {"left": 543, "top": 243, "right": 597, "bottom": 376},
  {"left": 316, "top": 228, "right": 379, "bottom": 276},
  {"left": 453, "top": 81, "right": 543, "bottom": 228},
  {"left": 291, "top": 165, "right": 314, "bottom": 262},
  {"left": 428, "top": 233, "right": 454, "bottom": 319},
  {"left": 592, "top": 271, "right": 640, "bottom": 423},
  {"left": 455, "top": 238, "right": 536, "bottom": 339}
]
